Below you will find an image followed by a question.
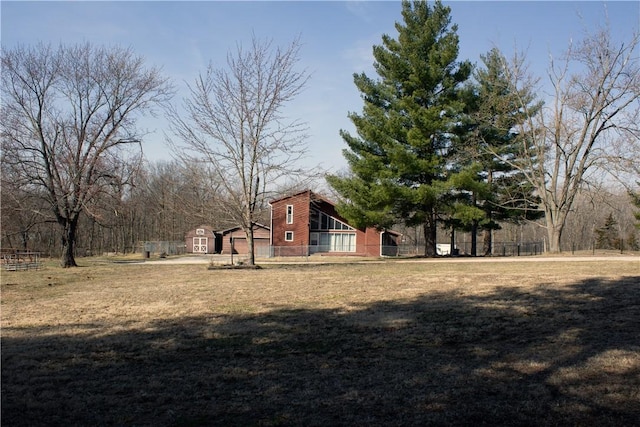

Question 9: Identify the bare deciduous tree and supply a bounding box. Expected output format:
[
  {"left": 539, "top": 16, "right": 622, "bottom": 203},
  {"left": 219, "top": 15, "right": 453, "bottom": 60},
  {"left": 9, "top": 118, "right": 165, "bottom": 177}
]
[
  {"left": 0, "top": 154, "right": 52, "bottom": 251},
  {"left": 168, "top": 35, "right": 310, "bottom": 265},
  {"left": 503, "top": 26, "right": 640, "bottom": 252},
  {"left": 1, "top": 42, "right": 172, "bottom": 267}
]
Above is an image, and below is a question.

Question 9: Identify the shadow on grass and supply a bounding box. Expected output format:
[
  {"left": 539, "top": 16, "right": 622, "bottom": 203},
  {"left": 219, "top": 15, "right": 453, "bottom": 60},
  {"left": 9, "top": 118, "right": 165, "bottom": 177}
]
[{"left": 2, "top": 276, "right": 639, "bottom": 426}]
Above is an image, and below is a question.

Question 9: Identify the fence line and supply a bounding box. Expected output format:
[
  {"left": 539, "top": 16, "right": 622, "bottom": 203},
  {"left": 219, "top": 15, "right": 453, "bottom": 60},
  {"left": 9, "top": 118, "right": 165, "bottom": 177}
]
[
  {"left": 490, "top": 242, "right": 543, "bottom": 257},
  {"left": 2, "top": 252, "right": 43, "bottom": 271},
  {"left": 268, "top": 242, "right": 543, "bottom": 258},
  {"left": 139, "top": 241, "right": 186, "bottom": 256}
]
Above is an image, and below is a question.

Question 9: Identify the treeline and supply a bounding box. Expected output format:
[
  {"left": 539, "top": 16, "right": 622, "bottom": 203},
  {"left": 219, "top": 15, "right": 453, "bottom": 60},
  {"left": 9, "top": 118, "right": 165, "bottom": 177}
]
[
  {"left": 0, "top": 161, "right": 271, "bottom": 257},
  {"left": 1, "top": 157, "right": 637, "bottom": 257},
  {"left": 1, "top": 35, "right": 307, "bottom": 266},
  {"left": 2, "top": 1, "right": 639, "bottom": 265},
  {"left": 326, "top": 1, "right": 640, "bottom": 256},
  {"left": 394, "top": 187, "right": 639, "bottom": 254}
]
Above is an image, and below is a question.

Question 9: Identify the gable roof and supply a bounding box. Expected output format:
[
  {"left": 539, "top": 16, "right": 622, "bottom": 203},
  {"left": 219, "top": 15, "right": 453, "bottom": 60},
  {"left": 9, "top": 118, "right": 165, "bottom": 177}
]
[
  {"left": 185, "top": 225, "right": 216, "bottom": 236},
  {"left": 219, "top": 223, "right": 270, "bottom": 235},
  {"left": 269, "top": 189, "right": 335, "bottom": 206},
  {"left": 268, "top": 189, "right": 311, "bottom": 205}
]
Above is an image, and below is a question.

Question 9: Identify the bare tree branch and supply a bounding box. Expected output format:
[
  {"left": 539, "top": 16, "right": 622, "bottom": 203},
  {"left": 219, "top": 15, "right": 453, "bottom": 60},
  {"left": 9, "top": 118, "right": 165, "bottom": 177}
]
[
  {"left": 501, "top": 25, "right": 639, "bottom": 252},
  {"left": 167, "top": 35, "right": 311, "bottom": 265},
  {"left": 1, "top": 42, "right": 173, "bottom": 266}
]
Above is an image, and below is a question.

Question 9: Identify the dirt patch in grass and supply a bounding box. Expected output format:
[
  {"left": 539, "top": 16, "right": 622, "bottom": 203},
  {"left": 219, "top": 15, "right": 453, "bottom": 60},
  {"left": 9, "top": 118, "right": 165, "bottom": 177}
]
[
  {"left": 207, "top": 264, "right": 263, "bottom": 270},
  {"left": 2, "top": 260, "right": 639, "bottom": 426}
]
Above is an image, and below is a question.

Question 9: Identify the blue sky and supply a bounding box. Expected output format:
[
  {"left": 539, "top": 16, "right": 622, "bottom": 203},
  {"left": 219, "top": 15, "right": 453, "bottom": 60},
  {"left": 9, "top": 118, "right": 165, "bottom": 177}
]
[{"left": 2, "top": 1, "right": 639, "bottom": 175}]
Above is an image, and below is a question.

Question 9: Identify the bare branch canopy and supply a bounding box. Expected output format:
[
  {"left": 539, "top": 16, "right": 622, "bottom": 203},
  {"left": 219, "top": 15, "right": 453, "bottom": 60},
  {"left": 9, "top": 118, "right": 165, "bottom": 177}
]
[
  {"left": 167, "top": 35, "right": 311, "bottom": 265},
  {"left": 1, "top": 42, "right": 174, "bottom": 267},
  {"left": 500, "top": 26, "right": 640, "bottom": 252}
]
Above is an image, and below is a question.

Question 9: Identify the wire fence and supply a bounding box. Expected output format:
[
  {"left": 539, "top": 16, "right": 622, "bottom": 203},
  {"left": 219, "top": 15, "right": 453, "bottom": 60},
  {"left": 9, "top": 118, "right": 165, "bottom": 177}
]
[
  {"left": 268, "top": 242, "right": 543, "bottom": 258},
  {"left": 395, "top": 242, "right": 543, "bottom": 257},
  {"left": 138, "top": 241, "right": 187, "bottom": 257},
  {"left": 2, "top": 251, "right": 43, "bottom": 271},
  {"left": 487, "top": 241, "right": 543, "bottom": 257},
  {"left": 269, "top": 245, "right": 402, "bottom": 258}
]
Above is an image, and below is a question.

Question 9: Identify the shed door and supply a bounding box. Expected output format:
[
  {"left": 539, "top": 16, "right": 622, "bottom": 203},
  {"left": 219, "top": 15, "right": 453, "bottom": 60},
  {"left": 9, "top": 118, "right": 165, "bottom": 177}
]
[{"left": 193, "top": 237, "right": 208, "bottom": 253}]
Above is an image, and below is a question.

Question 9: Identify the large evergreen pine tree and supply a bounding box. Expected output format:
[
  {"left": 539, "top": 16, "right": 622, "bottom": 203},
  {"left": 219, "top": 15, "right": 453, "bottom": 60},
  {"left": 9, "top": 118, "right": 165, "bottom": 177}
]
[
  {"left": 455, "top": 48, "right": 542, "bottom": 255},
  {"left": 595, "top": 213, "right": 620, "bottom": 250},
  {"left": 630, "top": 184, "right": 640, "bottom": 230},
  {"left": 327, "top": 0, "right": 471, "bottom": 257}
]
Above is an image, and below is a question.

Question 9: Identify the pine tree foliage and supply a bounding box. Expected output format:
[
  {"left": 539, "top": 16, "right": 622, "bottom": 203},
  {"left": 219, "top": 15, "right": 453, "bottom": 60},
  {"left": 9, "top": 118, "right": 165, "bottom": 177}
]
[
  {"left": 631, "top": 184, "right": 640, "bottom": 230},
  {"left": 595, "top": 212, "right": 620, "bottom": 250},
  {"left": 455, "top": 48, "right": 543, "bottom": 255},
  {"left": 327, "top": 0, "right": 471, "bottom": 256}
]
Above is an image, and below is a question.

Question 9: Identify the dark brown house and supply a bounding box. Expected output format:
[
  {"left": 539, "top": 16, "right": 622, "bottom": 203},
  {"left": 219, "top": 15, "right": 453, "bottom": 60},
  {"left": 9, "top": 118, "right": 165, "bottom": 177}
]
[
  {"left": 269, "top": 190, "right": 400, "bottom": 257},
  {"left": 185, "top": 225, "right": 216, "bottom": 254},
  {"left": 220, "top": 224, "right": 270, "bottom": 256}
]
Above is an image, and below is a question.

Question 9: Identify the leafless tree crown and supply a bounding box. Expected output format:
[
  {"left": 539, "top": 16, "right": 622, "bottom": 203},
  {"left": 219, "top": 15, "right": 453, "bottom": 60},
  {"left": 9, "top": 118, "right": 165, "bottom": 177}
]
[
  {"left": 498, "top": 25, "right": 639, "bottom": 252},
  {"left": 168, "top": 35, "right": 311, "bottom": 265},
  {"left": 1, "top": 42, "right": 173, "bottom": 266}
]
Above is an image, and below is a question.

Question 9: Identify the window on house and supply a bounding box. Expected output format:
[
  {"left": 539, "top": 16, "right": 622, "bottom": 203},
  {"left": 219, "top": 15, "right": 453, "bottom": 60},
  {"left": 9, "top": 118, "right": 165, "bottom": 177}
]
[
  {"left": 286, "top": 205, "right": 294, "bottom": 224},
  {"left": 310, "top": 232, "right": 319, "bottom": 246},
  {"left": 285, "top": 231, "right": 294, "bottom": 241},
  {"left": 310, "top": 209, "right": 319, "bottom": 230},
  {"left": 318, "top": 232, "right": 356, "bottom": 252},
  {"left": 310, "top": 208, "right": 354, "bottom": 231}
]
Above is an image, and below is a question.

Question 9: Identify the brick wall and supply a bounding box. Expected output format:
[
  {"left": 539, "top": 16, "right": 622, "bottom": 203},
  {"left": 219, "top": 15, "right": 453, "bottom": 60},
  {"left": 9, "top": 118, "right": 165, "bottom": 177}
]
[
  {"left": 270, "top": 190, "right": 393, "bottom": 257},
  {"left": 271, "top": 190, "right": 311, "bottom": 247}
]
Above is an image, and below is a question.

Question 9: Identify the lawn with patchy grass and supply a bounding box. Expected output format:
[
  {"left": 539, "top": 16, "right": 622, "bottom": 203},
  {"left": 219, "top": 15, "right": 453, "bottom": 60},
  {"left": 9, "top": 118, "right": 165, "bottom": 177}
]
[{"left": 2, "top": 259, "right": 639, "bottom": 426}]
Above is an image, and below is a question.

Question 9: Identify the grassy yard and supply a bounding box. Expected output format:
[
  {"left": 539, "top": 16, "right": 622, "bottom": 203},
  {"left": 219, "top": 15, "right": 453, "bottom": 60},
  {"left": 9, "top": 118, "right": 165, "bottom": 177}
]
[{"left": 1, "top": 258, "right": 639, "bottom": 426}]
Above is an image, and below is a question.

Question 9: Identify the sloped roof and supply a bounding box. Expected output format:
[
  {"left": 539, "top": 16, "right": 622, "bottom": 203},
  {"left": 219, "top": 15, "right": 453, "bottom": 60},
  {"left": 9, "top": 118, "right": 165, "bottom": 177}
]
[
  {"left": 269, "top": 189, "right": 335, "bottom": 206},
  {"left": 268, "top": 189, "right": 312, "bottom": 205},
  {"left": 219, "top": 223, "right": 270, "bottom": 235},
  {"left": 185, "top": 225, "right": 216, "bottom": 235},
  {"left": 269, "top": 188, "right": 402, "bottom": 236}
]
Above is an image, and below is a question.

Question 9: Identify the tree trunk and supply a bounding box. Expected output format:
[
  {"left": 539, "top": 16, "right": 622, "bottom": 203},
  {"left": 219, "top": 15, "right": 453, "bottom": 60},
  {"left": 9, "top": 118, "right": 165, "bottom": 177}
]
[
  {"left": 246, "top": 225, "right": 255, "bottom": 266},
  {"left": 547, "top": 223, "right": 563, "bottom": 254},
  {"left": 483, "top": 228, "right": 492, "bottom": 256},
  {"left": 543, "top": 204, "right": 568, "bottom": 253},
  {"left": 424, "top": 212, "right": 437, "bottom": 257},
  {"left": 4, "top": 234, "right": 15, "bottom": 252},
  {"left": 60, "top": 218, "right": 78, "bottom": 268},
  {"left": 21, "top": 230, "right": 29, "bottom": 251},
  {"left": 483, "top": 173, "right": 493, "bottom": 257},
  {"left": 88, "top": 218, "right": 95, "bottom": 257},
  {"left": 470, "top": 221, "right": 478, "bottom": 256}
]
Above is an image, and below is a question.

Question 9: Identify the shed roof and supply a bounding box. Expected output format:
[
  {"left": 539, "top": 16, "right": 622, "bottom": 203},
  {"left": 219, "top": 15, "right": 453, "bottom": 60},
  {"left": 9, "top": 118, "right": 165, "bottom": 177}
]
[
  {"left": 269, "top": 189, "right": 334, "bottom": 206},
  {"left": 219, "top": 223, "right": 270, "bottom": 235}
]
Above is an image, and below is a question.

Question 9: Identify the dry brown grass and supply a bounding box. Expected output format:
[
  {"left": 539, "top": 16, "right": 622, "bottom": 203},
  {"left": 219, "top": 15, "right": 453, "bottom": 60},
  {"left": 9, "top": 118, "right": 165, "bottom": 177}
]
[{"left": 2, "top": 258, "right": 639, "bottom": 426}]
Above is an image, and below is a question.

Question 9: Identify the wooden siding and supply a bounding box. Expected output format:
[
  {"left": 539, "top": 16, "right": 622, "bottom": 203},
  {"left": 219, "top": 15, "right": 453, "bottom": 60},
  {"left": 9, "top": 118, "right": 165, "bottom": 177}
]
[
  {"left": 221, "top": 226, "right": 270, "bottom": 255},
  {"left": 184, "top": 225, "right": 216, "bottom": 254}
]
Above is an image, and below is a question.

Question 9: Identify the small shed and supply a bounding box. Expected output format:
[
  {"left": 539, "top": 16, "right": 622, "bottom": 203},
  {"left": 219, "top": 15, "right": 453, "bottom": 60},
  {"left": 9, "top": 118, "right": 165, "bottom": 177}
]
[
  {"left": 220, "top": 224, "right": 270, "bottom": 256},
  {"left": 185, "top": 225, "right": 216, "bottom": 254}
]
